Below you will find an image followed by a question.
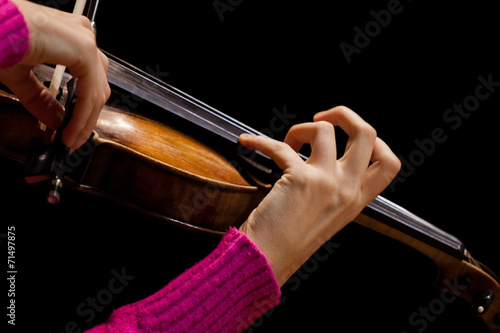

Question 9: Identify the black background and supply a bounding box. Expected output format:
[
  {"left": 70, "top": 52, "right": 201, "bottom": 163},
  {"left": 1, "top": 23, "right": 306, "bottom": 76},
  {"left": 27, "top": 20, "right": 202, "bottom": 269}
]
[{"left": 1, "top": 0, "right": 499, "bottom": 332}]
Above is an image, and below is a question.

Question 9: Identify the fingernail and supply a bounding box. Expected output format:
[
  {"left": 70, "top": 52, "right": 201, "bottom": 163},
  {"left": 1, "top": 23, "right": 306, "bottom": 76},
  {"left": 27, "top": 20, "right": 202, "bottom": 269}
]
[
  {"left": 239, "top": 133, "right": 254, "bottom": 140},
  {"left": 239, "top": 134, "right": 256, "bottom": 149}
]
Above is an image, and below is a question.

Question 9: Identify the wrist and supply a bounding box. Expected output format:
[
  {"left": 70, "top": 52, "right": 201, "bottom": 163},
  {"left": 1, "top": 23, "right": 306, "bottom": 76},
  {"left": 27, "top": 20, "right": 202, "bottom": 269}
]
[{"left": 240, "top": 222, "right": 297, "bottom": 287}]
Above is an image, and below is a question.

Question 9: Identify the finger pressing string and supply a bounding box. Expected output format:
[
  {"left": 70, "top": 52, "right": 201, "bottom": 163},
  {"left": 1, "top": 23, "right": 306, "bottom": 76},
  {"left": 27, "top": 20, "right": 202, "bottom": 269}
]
[
  {"left": 361, "top": 137, "right": 401, "bottom": 201},
  {"left": 314, "top": 106, "right": 377, "bottom": 176},
  {"left": 239, "top": 134, "right": 303, "bottom": 171},
  {"left": 284, "top": 122, "right": 337, "bottom": 168}
]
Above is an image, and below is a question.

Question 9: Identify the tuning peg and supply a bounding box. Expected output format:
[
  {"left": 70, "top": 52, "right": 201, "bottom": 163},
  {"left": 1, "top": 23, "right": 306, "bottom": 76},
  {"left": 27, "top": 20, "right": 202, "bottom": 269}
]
[{"left": 471, "top": 289, "right": 494, "bottom": 315}]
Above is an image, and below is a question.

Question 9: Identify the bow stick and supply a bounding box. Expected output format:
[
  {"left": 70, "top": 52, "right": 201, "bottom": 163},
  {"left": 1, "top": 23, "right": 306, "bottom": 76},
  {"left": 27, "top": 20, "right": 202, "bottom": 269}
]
[{"left": 47, "top": 0, "right": 88, "bottom": 99}]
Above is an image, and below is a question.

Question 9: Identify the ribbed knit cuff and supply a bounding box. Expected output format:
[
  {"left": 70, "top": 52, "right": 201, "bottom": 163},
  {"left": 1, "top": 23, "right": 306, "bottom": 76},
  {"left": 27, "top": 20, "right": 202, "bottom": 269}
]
[
  {"left": 92, "top": 227, "right": 280, "bottom": 333},
  {"left": 0, "top": 0, "right": 30, "bottom": 68}
]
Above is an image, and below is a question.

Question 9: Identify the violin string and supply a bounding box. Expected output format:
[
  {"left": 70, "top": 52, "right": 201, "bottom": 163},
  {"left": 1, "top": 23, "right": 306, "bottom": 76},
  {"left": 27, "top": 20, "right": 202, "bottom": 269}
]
[{"left": 368, "top": 196, "right": 465, "bottom": 259}]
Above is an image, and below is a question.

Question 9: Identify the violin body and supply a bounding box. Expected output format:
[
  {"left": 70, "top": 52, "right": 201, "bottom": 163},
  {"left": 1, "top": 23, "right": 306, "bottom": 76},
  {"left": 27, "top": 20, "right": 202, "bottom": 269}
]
[
  {"left": 82, "top": 107, "right": 270, "bottom": 232},
  {"left": 0, "top": 64, "right": 271, "bottom": 233}
]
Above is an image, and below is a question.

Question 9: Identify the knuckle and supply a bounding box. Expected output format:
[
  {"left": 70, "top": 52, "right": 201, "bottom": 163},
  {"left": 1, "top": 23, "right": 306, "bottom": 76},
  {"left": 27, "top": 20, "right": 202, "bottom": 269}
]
[
  {"left": 355, "top": 122, "right": 377, "bottom": 144},
  {"left": 334, "top": 105, "right": 352, "bottom": 113},
  {"left": 308, "top": 171, "right": 336, "bottom": 195},
  {"left": 252, "top": 135, "right": 284, "bottom": 154},
  {"left": 101, "top": 53, "right": 110, "bottom": 71},
  {"left": 358, "top": 122, "right": 377, "bottom": 138},
  {"left": 72, "top": 38, "right": 98, "bottom": 68},
  {"left": 102, "top": 84, "right": 111, "bottom": 103},
  {"left": 376, "top": 148, "right": 402, "bottom": 183},
  {"left": 81, "top": 33, "right": 97, "bottom": 51},
  {"left": 288, "top": 123, "right": 301, "bottom": 133},
  {"left": 337, "top": 186, "right": 358, "bottom": 207},
  {"left": 387, "top": 154, "right": 402, "bottom": 176},
  {"left": 75, "top": 15, "right": 92, "bottom": 30},
  {"left": 289, "top": 172, "right": 310, "bottom": 188},
  {"left": 102, "top": 83, "right": 111, "bottom": 101},
  {"left": 315, "top": 120, "right": 335, "bottom": 132},
  {"left": 271, "top": 140, "right": 291, "bottom": 154}
]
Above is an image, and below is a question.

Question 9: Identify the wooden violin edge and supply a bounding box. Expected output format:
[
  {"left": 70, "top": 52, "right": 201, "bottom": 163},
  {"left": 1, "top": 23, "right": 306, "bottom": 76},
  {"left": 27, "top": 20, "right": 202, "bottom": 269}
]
[
  {"left": 354, "top": 210, "right": 500, "bottom": 332},
  {"left": 77, "top": 137, "right": 271, "bottom": 232},
  {"left": 89, "top": 134, "right": 269, "bottom": 192}
]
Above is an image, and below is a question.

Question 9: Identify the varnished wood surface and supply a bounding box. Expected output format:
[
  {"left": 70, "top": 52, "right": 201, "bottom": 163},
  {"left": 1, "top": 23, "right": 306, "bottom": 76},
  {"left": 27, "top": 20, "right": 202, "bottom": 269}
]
[
  {"left": 0, "top": 88, "right": 271, "bottom": 232},
  {"left": 0, "top": 91, "right": 51, "bottom": 160},
  {"left": 94, "top": 106, "right": 250, "bottom": 186}
]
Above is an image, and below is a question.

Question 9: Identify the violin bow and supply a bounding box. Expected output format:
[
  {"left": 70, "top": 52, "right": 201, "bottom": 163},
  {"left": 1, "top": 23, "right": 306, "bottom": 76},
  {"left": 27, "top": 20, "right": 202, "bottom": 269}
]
[
  {"left": 47, "top": 0, "right": 88, "bottom": 99},
  {"left": 47, "top": 0, "right": 100, "bottom": 100}
]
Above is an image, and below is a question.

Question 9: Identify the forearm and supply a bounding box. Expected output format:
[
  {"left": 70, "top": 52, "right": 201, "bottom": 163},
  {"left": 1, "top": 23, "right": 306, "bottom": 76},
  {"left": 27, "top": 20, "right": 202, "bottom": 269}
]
[
  {"left": 85, "top": 228, "right": 281, "bottom": 333},
  {"left": 0, "top": 0, "right": 30, "bottom": 68}
]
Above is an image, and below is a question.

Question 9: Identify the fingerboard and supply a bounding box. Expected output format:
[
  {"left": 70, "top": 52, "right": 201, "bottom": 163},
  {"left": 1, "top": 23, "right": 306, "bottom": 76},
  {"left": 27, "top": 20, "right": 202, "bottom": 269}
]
[{"left": 361, "top": 196, "right": 465, "bottom": 260}]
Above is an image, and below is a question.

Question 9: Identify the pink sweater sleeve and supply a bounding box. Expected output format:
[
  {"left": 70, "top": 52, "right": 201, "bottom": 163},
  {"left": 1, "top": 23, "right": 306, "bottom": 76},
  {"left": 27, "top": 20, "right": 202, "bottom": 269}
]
[
  {"left": 84, "top": 228, "right": 281, "bottom": 333},
  {"left": 0, "top": 0, "right": 30, "bottom": 68}
]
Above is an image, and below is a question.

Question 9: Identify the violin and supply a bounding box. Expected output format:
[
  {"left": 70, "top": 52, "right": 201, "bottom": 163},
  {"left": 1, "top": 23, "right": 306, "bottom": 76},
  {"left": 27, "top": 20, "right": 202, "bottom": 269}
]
[
  {"left": 0, "top": 1, "right": 499, "bottom": 330},
  {"left": 0, "top": 57, "right": 273, "bottom": 232},
  {"left": 0, "top": 51, "right": 499, "bottom": 332}
]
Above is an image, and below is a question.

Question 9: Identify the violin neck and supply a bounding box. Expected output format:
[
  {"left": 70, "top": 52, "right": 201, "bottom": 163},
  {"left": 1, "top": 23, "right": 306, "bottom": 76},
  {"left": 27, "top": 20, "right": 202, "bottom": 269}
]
[
  {"left": 103, "top": 53, "right": 474, "bottom": 265},
  {"left": 16, "top": 54, "right": 482, "bottom": 269},
  {"left": 355, "top": 195, "right": 500, "bottom": 285},
  {"left": 356, "top": 196, "right": 500, "bottom": 333},
  {"left": 357, "top": 196, "right": 466, "bottom": 261},
  {"left": 105, "top": 50, "right": 489, "bottom": 278}
]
